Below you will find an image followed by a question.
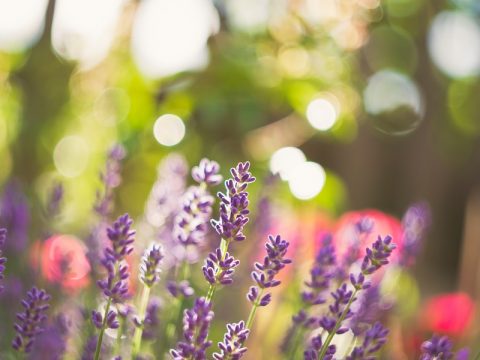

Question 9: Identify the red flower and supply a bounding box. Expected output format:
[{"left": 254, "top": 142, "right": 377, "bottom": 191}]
[
  {"left": 421, "top": 292, "right": 475, "bottom": 337},
  {"left": 38, "top": 235, "right": 91, "bottom": 292}
]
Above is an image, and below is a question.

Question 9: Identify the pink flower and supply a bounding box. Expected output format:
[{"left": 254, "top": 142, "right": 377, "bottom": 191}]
[
  {"left": 421, "top": 292, "right": 475, "bottom": 337},
  {"left": 38, "top": 235, "right": 91, "bottom": 292}
]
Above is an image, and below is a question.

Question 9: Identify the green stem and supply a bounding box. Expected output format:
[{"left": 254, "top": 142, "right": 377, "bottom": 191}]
[
  {"left": 287, "top": 326, "right": 304, "bottom": 360},
  {"left": 317, "top": 289, "right": 358, "bottom": 359},
  {"left": 113, "top": 309, "right": 125, "bottom": 355},
  {"left": 132, "top": 285, "right": 151, "bottom": 358},
  {"left": 94, "top": 297, "right": 112, "bottom": 360},
  {"left": 246, "top": 288, "right": 264, "bottom": 330}
]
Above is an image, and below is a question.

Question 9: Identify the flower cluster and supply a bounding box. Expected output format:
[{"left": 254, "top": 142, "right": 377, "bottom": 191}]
[
  {"left": 0, "top": 228, "right": 6, "bottom": 293},
  {"left": 420, "top": 335, "right": 454, "bottom": 360},
  {"left": 401, "top": 202, "right": 430, "bottom": 266},
  {"left": 173, "top": 159, "right": 220, "bottom": 262},
  {"left": 139, "top": 244, "right": 164, "bottom": 287},
  {"left": 203, "top": 248, "right": 240, "bottom": 286},
  {"left": 171, "top": 297, "right": 214, "bottom": 359},
  {"left": 192, "top": 158, "right": 223, "bottom": 186},
  {"left": 248, "top": 235, "right": 291, "bottom": 307},
  {"left": 12, "top": 287, "right": 51, "bottom": 353},
  {"left": 105, "top": 213, "right": 136, "bottom": 261},
  {"left": 211, "top": 161, "right": 255, "bottom": 242},
  {"left": 213, "top": 321, "right": 250, "bottom": 360},
  {"left": 304, "top": 335, "right": 336, "bottom": 360},
  {"left": 347, "top": 322, "right": 389, "bottom": 359},
  {"left": 315, "top": 235, "right": 396, "bottom": 357}
]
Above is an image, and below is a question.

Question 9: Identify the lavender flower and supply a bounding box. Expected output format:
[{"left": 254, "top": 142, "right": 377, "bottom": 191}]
[
  {"left": 82, "top": 336, "right": 100, "bottom": 360},
  {"left": 12, "top": 286, "right": 51, "bottom": 353},
  {"left": 32, "top": 314, "right": 70, "bottom": 360},
  {"left": 203, "top": 248, "right": 240, "bottom": 286},
  {"left": 213, "top": 321, "right": 250, "bottom": 360},
  {"left": 97, "top": 255, "right": 130, "bottom": 303},
  {"left": 0, "top": 181, "right": 29, "bottom": 252},
  {"left": 140, "top": 244, "right": 164, "bottom": 287},
  {"left": 192, "top": 158, "right": 222, "bottom": 186},
  {"left": 401, "top": 202, "right": 430, "bottom": 266},
  {"left": 318, "top": 283, "right": 354, "bottom": 334},
  {"left": 94, "top": 144, "right": 126, "bottom": 217},
  {"left": 142, "top": 297, "right": 162, "bottom": 340},
  {"left": 167, "top": 280, "right": 195, "bottom": 298},
  {"left": 173, "top": 158, "right": 220, "bottom": 263},
  {"left": 174, "top": 187, "right": 214, "bottom": 249},
  {"left": 317, "top": 235, "right": 396, "bottom": 358},
  {"left": 91, "top": 309, "right": 119, "bottom": 329},
  {"left": 170, "top": 297, "right": 214, "bottom": 360},
  {"left": 211, "top": 162, "right": 255, "bottom": 242},
  {"left": 302, "top": 235, "right": 336, "bottom": 306},
  {"left": 346, "top": 322, "right": 389, "bottom": 359},
  {"left": 304, "top": 335, "right": 335, "bottom": 360},
  {"left": 106, "top": 213, "right": 136, "bottom": 261},
  {"left": 248, "top": 235, "right": 291, "bottom": 307},
  {"left": 420, "top": 335, "right": 454, "bottom": 360},
  {"left": 0, "top": 228, "right": 6, "bottom": 293}
]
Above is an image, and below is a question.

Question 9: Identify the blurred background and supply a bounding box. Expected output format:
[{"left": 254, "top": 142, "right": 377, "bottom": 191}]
[{"left": 0, "top": 0, "right": 480, "bottom": 355}]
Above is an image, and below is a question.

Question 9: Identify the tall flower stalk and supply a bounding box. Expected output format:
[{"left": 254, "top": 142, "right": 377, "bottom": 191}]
[
  {"left": 131, "top": 244, "right": 164, "bottom": 357},
  {"left": 316, "top": 235, "right": 396, "bottom": 359},
  {"left": 213, "top": 234, "right": 291, "bottom": 359},
  {"left": 92, "top": 214, "right": 135, "bottom": 360},
  {"left": 206, "top": 161, "right": 255, "bottom": 302},
  {"left": 12, "top": 287, "right": 51, "bottom": 353}
]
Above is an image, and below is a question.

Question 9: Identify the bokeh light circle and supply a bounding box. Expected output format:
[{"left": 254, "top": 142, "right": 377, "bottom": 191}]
[
  {"left": 306, "top": 98, "right": 338, "bottom": 131},
  {"left": 131, "top": 0, "right": 219, "bottom": 78},
  {"left": 269, "top": 147, "right": 306, "bottom": 180},
  {"left": 288, "top": 161, "right": 326, "bottom": 200},
  {"left": 53, "top": 135, "right": 89, "bottom": 178},
  {"left": 364, "top": 70, "right": 424, "bottom": 135},
  {"left": 153, "top": 114, "right": 186, "bottom": 147},
  {"left": 428, "top": 11, "right": 480, "bottom": 78}
]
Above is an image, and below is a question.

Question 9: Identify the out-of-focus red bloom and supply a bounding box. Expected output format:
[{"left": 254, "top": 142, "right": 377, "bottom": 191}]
[
  {"left": 332, "top": 209, "right": 403, "bottom": 264},
  {"left": 421, "top": 292, "right": 475, "bottom": 337},
  {"left": 36, "top": 235, "right": 91, "bottom": 292}
]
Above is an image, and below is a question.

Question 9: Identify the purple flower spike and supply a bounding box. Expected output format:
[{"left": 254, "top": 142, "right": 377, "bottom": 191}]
[
  {"left": 346, "top": 322, "right": 389, "bottom": 359},
  {"left": 0, "top": 228, "right": 6, "bottom": 293},
  {"left": 12, "top": 286, "right": 51, "bottom": 353},
  {"left": 319, "top": 284, "right": 354, "bottom": 335},
  {"left": 91, "top": 310, "right": 119, "bottom": 330},
  {"left": 140, "top": 244, "right": 164, "bottom": 287},
  {"left": 170, "top": 297, "right": 214, "bottom": 360},
  {"left": 192, "top": 158, "right": 223, "bottom": 186},
  {"left": 211, "top": 161, "right": 255, "bottom": 242},
  {"left": 360, "top": 235, "right": 396, "bottom": 275},
  {"left": 302, "top": 236, "right": 336, "bottom": 306},
  {"left": 167, "top": 280, "right": 195, "bottom": 298},
  {"left": 247, "top": 235, "right": 291, "bottom": 307},
  {"left": 401, "top": 202, "right": 430, "bottom": 266},
  {"left": 213, "top": 321, "right": 250, "bottom": 360},
  {"left": 95, "top": 144, "right": 126, "bottom": 217},
  {"left": 203, "top": 248, "right": 240, "bottom": 286},
  {"left": 420, "top": 335, "right": 454, "bottom": 360},
  {"left": 174, "top": 187, "right": 214, "bottom": 249},
  {"left": 304, "top": 335, "right": 336, "bottom": 360},
  {"left": 142, "top": 297, "right": 162, "bottom": 340},
  {"left": 106, "top": 213, "right": 136, "bottom": 261},
  {"left": 97, "top": 257, "right": 130, "bottom": 303}
]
